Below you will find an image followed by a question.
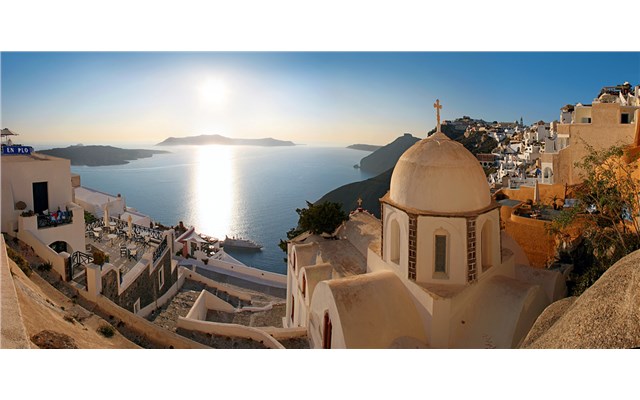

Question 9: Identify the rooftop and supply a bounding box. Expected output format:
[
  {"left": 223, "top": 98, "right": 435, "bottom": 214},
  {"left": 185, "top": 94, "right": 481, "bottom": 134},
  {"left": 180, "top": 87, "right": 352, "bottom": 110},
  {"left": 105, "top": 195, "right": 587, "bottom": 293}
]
[
  {"left": 1, "top": 152, "right": 66, "bottom": 164},
  {"left": 75, "top": 186, "right": 122, "bottom": 205}
]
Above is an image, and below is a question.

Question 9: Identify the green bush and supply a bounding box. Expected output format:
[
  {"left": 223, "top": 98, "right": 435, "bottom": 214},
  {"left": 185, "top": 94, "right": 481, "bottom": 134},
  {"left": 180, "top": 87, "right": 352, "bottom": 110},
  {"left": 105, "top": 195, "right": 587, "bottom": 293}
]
[
  {"left": 84, "top": 211, "right": 97, "bottom": 224},
  {"left": 97, "top": 324, "right": 115, "bottom": 338}
]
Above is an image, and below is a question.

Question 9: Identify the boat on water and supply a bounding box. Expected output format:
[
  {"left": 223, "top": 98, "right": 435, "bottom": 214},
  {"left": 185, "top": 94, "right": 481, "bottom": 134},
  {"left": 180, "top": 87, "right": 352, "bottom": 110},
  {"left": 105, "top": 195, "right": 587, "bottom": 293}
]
[{"left": 222, "top": 235, "right": 263, "bottom": 251}]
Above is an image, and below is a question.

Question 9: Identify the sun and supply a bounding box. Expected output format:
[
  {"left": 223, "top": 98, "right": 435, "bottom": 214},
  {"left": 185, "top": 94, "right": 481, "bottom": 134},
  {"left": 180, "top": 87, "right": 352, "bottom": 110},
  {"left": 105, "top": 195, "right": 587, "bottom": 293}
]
[{"left": 199, "top": 78, "right": 228, "bottom": 107}]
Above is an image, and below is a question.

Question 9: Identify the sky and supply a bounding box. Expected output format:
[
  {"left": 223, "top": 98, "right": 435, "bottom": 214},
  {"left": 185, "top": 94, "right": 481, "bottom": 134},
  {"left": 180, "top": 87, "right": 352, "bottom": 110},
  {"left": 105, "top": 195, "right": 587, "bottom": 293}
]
[{"left": 2, "top": 52, "right": 638, "bottom": 148}]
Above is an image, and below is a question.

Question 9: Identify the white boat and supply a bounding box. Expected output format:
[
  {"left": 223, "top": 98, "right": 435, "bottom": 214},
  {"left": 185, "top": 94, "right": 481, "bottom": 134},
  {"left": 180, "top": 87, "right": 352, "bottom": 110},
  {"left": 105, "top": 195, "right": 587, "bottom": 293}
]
[{"left": 222, "top": 235, "right": 263, "bottom": 251}]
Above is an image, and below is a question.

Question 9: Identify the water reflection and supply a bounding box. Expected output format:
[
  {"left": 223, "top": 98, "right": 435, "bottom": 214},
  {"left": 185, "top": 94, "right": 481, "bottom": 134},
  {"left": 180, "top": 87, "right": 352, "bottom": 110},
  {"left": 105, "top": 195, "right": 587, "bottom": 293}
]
[{"left": 193, "top": 145, "right": 234, "bottom": 239}]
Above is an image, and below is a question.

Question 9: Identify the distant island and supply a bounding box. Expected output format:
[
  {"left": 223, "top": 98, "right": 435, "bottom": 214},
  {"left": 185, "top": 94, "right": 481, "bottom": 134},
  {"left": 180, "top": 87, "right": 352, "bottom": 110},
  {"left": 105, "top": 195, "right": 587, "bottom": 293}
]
[
  {"left": 157, "top": 134, "right": 296, "bottom": 147},
  {"left": 38, "top": 145, "right": 169, "bottom": 166},
  {"left": 346, "top": 144, "right": 382, "bottom": 152}
]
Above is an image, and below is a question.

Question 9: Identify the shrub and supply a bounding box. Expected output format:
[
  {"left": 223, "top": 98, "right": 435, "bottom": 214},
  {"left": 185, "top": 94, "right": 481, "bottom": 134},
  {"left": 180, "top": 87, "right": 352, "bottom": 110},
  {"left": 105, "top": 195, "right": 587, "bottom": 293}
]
[
  {"left": 97, "top": 324, "right": 115, "bottom": 338},
  {"left": 37, "top": 261, "right": 53, "bottom": 271},
  {"left": 92, "top": 250, "right": 106, "bottom": 266},
  {"left": 84, "top": 211, "right": 97, "bottom": 224},
  {"left": 6, "top": 246, "right": 31, "bottom": 276}
]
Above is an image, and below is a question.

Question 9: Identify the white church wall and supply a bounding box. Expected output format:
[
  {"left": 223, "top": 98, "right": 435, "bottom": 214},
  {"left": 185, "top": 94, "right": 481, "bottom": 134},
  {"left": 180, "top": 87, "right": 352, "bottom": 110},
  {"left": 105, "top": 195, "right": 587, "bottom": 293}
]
[
  {"left": 382, "top": 204, "right": 409, "bottom": 278},
  {"left": 308, "top": 282, "right": 344, "bottom": 349},
  {"left": 415, "top": 217, "right": 467, "bottom": 285},
  {"left": 368, "top": 247, "right": 436, "bottom": 345},
  {"left": 475, "top": 209, "right": 501, "bottom": 279}
]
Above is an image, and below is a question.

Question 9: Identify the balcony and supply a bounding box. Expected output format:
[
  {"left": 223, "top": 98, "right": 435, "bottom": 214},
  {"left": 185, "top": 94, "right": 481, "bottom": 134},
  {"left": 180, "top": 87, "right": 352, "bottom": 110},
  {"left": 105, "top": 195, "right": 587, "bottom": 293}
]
[{"left": 36, "top": 208, "right": 73, "bottom": 229}]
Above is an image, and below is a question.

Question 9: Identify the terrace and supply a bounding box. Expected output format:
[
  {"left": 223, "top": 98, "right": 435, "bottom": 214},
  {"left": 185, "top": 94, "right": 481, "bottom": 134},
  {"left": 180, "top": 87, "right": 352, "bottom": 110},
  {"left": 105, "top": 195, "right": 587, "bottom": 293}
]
[
  {"left": 74, "top": 217, "right": 167, "bottom": 285},
  {"left": 512, "top": 203, "right": 562, "bottom": 222}
]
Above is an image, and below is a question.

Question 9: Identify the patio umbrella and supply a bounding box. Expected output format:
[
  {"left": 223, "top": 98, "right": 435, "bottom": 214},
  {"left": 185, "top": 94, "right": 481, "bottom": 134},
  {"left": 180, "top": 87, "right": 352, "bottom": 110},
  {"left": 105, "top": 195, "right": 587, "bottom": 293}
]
[
  {"left": 533, "top": 179, "right": 540, "bottom": 204},
  {"left": 128, "top": 214, "right": 133, "bottom": 238},
  {"left": 1, "top": 128, "right": 19, "bottom": 145},
  {"left": 103, "top": 200, "right": 110, "bottom": 227}
]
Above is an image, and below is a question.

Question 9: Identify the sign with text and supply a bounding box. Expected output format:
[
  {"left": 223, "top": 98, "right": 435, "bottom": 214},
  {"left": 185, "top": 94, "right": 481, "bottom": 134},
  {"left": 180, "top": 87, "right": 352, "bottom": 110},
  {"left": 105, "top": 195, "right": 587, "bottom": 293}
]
[{"left": 1, "top": 145, "right": 34, "bottom": 155}]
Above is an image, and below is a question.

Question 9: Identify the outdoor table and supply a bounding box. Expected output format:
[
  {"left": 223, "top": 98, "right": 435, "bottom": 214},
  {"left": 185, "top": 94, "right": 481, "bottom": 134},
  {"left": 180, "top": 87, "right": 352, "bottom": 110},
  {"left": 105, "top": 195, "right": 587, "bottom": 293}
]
[
  {"left": 107, "top": 233, "right": 117, "bottom": 245},
  {"left": 93, "top": 227, "right": 103, "bottom": 232}
]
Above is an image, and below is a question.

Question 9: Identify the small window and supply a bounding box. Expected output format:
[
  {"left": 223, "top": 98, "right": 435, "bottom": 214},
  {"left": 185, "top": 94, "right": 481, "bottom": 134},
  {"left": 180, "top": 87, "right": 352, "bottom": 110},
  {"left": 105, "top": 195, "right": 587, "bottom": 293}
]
[
  {"left": 481, "top": 221, "right": 493, "bottom": 272},
  {"left": 133, "top": 298, "right": 141, "bottom": 314},
  {"left": 435, "top": 235, "right": 447, "bottom": 274},
  {"left": 323, "top": 312, "right": 332, "bottom": 349},
  {"left": 580, "top": 117, "right": 591, "bottom": 123},
  {"left": 290, "top": 295, "right": 295, "bottom": 323},
  {"left": 621, "top": 113, "right": 630, "bottom": 124},
  {"left": 302, "top": 274, "right": 306, "bottom": 298},
  {"left": 390, "top": 219, "right": 400, "bottom": 264},
  {"left": 158, "top": 267, "right": 165, "bottom": 289}
]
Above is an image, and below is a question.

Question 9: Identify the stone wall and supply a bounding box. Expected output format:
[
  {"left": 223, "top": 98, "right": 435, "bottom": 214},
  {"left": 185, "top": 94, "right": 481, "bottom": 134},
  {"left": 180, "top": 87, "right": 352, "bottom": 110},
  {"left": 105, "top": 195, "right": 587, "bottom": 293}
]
[
  {"left": 500, "top": 205, "right": 556, "bottom": 268},
  {"left": 101, "top": 248, "right": 177, "bottom": 313}
]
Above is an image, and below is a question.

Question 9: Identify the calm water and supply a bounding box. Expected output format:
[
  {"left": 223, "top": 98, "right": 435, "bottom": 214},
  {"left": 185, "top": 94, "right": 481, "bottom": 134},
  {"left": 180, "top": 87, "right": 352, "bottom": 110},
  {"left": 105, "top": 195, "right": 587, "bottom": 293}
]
[{"left": 70, "top": 145, "right": 375, "bottom": 274}]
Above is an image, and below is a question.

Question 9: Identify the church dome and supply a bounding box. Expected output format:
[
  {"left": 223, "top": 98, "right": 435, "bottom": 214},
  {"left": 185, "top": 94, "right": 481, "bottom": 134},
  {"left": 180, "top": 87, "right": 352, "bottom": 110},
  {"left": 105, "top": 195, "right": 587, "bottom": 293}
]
[{"left": 389, "top": 131, "right": 491, "bottom": 213}]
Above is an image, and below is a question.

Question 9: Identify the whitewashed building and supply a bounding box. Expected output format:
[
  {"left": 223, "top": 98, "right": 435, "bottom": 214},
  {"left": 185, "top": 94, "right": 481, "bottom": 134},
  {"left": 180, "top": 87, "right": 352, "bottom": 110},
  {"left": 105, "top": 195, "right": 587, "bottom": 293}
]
[
  {"left": 285, "top": 104, "right": 565, "bottom": 348},
  {"left": 1, "top": 145, "right": 85, "bottom": 280}
]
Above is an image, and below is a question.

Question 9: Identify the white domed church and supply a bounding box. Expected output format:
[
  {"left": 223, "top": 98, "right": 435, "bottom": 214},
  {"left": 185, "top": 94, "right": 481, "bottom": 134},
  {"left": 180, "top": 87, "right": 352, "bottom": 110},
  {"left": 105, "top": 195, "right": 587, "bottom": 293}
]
[{"left": 284, "top": 101, "right": 566, "bottom": 348}]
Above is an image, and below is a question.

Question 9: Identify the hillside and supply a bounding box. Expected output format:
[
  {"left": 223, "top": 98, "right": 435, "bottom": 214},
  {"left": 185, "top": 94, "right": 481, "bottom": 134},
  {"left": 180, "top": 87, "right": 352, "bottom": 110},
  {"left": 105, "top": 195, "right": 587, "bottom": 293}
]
[
  {"left": 316, "top": 126, "right": 498, "bottom": 217},
  {"left": 316, "top": 168, "right": 393, "bottom": 218},
  {"left": 2, "top": 243, "right": 138, "bottom": 349},
  {"left": 347, "top": 144, "right": 382, "bottom": 152},
  {"left": 157, "top": 134, "right": 295, "bottom": 147},
  {"left": 38, "top": 145, "right": 169, "bottom": 166},
  {"left": 358, "top": 133, "right": 420, "bottom": 175}
]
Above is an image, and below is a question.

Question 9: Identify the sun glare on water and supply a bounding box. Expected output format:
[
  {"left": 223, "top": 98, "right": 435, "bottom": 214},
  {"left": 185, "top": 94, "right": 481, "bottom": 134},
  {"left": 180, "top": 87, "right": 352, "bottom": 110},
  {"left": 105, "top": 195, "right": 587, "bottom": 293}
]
[{"left": 193, "top": 145, "right": 234, "bottom": 239}]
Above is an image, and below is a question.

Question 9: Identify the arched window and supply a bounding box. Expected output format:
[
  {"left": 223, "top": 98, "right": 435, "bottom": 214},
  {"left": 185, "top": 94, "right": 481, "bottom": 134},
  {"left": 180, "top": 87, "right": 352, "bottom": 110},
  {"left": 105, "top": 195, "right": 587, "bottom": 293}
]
[
  {"left": 543, "top": 167, "right": 553, "bottom": 183},
  {"left": 323, "top": 312, "right": 332, "bottom": 349},
  {"left": 481, "top": 220, "right": 493, "bottom": 272},
  {"left": 292, "top": 252, "right": 297, "bottom": 272},
  {"left": 389, "top": 219, "right": 400, "bottom": 264},
  {"left": 49, "top": 241, "right": 69, "bottom": 254}
]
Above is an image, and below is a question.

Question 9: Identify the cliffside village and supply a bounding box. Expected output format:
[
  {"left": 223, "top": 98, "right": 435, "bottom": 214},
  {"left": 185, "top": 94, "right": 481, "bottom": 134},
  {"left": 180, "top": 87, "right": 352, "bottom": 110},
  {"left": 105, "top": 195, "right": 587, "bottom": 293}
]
[
  {"left": 2, "top": 82, "right": 639, "bottom": 349},
  {"left": 455, "top": 82, "right": 640, "bottom": 190}
]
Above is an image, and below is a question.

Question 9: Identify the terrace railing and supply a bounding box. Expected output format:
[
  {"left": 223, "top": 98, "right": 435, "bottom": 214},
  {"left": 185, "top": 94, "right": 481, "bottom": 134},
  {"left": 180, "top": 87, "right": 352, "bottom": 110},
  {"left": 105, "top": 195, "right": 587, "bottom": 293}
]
[
  {"left": 153, "top": 236, "right": 168, "bottom": 264},
  {"left": 86, "top": 217, "right": 164, "bottom": 241}
]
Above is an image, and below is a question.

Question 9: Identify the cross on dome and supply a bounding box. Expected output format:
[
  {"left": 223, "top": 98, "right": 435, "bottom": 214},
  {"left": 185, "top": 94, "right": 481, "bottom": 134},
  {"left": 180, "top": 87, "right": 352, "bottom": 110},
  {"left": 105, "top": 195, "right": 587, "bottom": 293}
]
[{"left": 434, "top": 99, "right": 442, "bottom": 133}]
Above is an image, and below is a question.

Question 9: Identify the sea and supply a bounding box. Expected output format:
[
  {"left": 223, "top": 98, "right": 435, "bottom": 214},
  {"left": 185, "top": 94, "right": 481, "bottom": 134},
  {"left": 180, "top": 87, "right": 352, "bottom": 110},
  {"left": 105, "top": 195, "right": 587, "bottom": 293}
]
[{"left": 64, "top": 145, "right": 376, "bottom": 275}]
